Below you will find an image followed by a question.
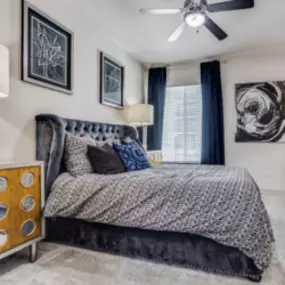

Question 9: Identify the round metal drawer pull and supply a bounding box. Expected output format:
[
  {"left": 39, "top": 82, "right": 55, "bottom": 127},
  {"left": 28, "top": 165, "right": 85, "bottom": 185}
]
[
  {"left": 0, "top": 204, "right": 8, "bottom": 220},
  {"left": 0, "top": 177, "right": 8, "bottom": 193},
  {"left": 21, "top": 196, "right": 36, "bottom": 212},
  {"left": 21, "top": 172, "right": 34, "bottom": 188},
  {"left": 0, "top": 230, "right": 8, "bottom": 247},
  {"left": 22, "top": 220, "right": 36, "bottom": 236}
]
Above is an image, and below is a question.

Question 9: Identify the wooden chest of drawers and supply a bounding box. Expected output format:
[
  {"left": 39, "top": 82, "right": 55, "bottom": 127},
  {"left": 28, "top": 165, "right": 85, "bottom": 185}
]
[{"left": 0, "top": 162, "right": 45, "bottom": 261}]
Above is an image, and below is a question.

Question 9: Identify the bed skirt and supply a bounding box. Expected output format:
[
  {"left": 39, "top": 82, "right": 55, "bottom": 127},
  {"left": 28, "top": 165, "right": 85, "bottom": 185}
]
[{"left": 45, "top": 218, "right": 262, "bottom": 282}]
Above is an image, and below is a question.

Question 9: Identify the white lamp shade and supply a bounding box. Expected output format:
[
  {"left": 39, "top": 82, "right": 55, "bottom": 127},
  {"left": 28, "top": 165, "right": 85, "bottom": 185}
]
[
  {"left": 123, "top": 104, "right": 154, "bottom": 126},
  {"left": 0, "top": 45, "right": 9, "bottom": 98}
]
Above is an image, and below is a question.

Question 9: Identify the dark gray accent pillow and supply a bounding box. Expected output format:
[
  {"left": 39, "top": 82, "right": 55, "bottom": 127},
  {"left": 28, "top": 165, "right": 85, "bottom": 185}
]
[{"left": 87, "top": 144, "right": 125, "bottom": 175}]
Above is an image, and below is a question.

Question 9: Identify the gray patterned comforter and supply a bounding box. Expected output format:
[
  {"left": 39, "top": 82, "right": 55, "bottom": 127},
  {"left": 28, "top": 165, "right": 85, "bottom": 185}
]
[{"left": 44, "top": 164, "right": 274, "bottom": 270}]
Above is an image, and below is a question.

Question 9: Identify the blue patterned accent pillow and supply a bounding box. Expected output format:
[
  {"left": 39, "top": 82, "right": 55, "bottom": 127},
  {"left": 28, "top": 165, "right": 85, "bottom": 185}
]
[{"left": 113, "top": 140, "right": 151, "bottom": 172}]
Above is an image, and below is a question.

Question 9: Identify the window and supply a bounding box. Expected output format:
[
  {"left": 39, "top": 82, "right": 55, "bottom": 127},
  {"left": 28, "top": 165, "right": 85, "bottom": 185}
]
[{"left": 162, "top": 85, "right": 202, "bottom": 163}]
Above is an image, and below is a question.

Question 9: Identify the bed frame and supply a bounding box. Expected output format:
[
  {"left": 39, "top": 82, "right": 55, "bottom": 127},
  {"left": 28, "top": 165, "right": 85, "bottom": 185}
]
[{"left": 35, "top": 114, "right": 262, "bottom": 282}]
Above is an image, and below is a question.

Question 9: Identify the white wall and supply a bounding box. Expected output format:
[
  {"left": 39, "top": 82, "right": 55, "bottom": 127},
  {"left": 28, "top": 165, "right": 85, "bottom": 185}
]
[
  {"left": 167, "top": 63, "right": 200, "bottom": 87},
  {"left": 167, "top": 53, "right": 285, "bottom": 191},
  {"left": 223, "top": 53, "right": 285, "bottom": 191},
  {"left": 0, "top": 0, "right": 144, "bottom": 161}
]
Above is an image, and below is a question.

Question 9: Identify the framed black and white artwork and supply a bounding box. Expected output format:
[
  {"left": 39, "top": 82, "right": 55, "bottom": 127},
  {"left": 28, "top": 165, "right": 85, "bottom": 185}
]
[
  {"left": 100, "top": 52, "right": 124, "bottom": 109},
  {"left": 21, "top": 1, "right": 73, "bottom": 94},
  {"left": 235, "top": 81, "right": 285, "bottom": 142}
]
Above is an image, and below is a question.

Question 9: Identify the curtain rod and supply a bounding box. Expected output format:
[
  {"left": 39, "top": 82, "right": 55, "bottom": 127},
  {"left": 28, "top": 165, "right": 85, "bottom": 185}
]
[
  {"left": 144, "top": 59, "right": 227, "bottom": 70},
  {"left": 144, "top": 47, "right": 285, "bottom": 70}
]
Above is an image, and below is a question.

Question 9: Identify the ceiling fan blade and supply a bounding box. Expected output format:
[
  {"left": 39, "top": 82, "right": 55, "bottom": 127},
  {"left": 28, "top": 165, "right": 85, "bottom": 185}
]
[
  {"left": 168, "top": 20, "right": 187, "bottom": 42},
  {"left": 207, "top": 0, "right": 254, "bottom": 13},
  {"left": 204, "top": 15, "right": 228, "bottom": 40},
  {"left": 139, "top": 8, "right": 183, "bottom": 15}
]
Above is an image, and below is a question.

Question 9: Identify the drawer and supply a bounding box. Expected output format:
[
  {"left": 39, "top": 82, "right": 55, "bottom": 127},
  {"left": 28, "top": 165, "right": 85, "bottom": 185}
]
[{"left": 0, "top": 166, "right": 42, "bottom": 254}]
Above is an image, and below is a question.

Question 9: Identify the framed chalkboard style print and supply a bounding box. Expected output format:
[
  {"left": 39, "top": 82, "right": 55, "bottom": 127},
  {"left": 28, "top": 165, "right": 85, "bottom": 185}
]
[
  {"left": 100, "top": 52, "right": 124, "bottom": 109},
  {"left": 21, "top": 0, "right": 74, "bottom": 94}
]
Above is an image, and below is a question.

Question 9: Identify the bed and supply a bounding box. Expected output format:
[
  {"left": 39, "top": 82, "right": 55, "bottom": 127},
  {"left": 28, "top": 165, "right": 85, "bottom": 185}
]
[{"left": 35, "top": 114, "right": 274, "bottom": 282}]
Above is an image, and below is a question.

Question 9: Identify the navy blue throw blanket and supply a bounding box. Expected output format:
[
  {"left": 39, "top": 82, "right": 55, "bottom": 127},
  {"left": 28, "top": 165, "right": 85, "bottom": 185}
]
[
  {"left": 201, "top": 61, "right": 225, "bottom": 165},
  {"left": 147, "top": 68, "right": 167, "bottom": 151}
]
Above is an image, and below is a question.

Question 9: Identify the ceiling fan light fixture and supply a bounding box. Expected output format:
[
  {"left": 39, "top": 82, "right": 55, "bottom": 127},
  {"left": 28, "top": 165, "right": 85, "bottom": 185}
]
[{"left": 186, "top": 12, "right": 205, "bottom": 28}]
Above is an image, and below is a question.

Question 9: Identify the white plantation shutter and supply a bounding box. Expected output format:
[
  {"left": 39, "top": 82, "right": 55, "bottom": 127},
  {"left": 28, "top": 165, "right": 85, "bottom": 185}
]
[{"left": 162, "top": 85, "right": 202, "bottom": 163}]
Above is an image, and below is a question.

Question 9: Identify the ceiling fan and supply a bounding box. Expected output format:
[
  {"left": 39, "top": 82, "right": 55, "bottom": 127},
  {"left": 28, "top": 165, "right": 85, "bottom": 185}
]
[{"left": 139, "top": 0, "right": 254, "bottom": 42}]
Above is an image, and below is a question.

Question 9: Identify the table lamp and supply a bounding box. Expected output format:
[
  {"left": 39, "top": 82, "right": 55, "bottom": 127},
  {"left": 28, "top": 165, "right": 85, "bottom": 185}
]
[
  {"left": 123, "top": 104, "right": 154, "bottom": 126},
  {"left": 123, "top": 104, "right": 154, "bottom": 146}
]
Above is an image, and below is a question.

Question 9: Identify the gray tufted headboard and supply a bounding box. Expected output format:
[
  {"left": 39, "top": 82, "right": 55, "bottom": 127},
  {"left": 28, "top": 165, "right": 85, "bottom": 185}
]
[{"left": 35, "top": 114, "right": 137, "bottom": 198}]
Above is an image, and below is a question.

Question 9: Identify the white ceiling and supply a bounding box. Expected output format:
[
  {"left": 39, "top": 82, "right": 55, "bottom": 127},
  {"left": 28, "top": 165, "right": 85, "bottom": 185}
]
[{"left": 74, "top": 0, "right": 285, "bottom": 64}]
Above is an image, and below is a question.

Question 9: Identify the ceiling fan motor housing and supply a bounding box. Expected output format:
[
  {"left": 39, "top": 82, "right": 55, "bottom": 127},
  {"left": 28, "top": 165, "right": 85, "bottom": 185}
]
[
  {"left": 184, "top": 0, "right": 203, "bottom": 9},
  {"left": 184, "top": 0, "right": 207, "bottom": 16}
]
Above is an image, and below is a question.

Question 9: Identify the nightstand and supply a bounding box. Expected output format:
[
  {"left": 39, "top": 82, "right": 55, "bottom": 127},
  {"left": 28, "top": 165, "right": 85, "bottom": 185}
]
[
  {"left": 0, "top": 162, "right": 45, "bottom": 262},
  {"left": 147, "top": 151, "right": 163, "bottom": 165}
]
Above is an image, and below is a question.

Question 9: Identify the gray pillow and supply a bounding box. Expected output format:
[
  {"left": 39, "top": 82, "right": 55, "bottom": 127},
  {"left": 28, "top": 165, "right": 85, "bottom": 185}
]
[
  {"left": 64, "top": 133, "right": 121, "bottom": 176},
  {"left": 87, "top": 144, "right": 125, "bottom": 175},
  {"left": 64, "top": 133, "right": 96, "bottom": 176}
]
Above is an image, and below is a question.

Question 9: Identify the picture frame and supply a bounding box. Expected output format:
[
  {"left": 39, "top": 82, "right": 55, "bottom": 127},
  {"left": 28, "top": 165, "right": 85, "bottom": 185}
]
[
  {"left": 100, "top": 52, "right": 124, "bottom": 109},
  {"left": 21, "top": 0, "right": 74, "bottom": 94},
  {"left": 235, "top": 81, "right": 285, "bottom": 143}
]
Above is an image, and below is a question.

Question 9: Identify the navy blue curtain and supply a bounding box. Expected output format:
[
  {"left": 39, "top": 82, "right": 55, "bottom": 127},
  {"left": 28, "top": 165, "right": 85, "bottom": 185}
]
[
  {"left": 201, "top": 61, "right": 225, "bottom": 165},
  {"left": 147, "top": 68, "right": 167, "bottom": 151}
]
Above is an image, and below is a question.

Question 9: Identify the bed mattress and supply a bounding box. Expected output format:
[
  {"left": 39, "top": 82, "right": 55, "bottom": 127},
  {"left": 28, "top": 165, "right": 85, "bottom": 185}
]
[{"left": 44, "top": 164, "right": 274, "bottom": 271}]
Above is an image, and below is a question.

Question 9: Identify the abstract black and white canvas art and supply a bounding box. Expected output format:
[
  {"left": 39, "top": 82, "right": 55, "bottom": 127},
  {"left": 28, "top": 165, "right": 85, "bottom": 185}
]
[
  {"left": 22, "top": 1, "right": 73, "bottom": 94},
  {"left": 235, "top": 81, "right": 285, "bottom": 142},
  {"left": 100, "top": 52, "right": 124, "bottom": 109}
]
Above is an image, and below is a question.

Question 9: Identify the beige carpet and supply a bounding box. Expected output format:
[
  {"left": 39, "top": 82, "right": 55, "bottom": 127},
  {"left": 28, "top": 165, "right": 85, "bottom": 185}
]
[
  {"left": 0, "top": 243, "right": 284, "bottom": 285},
  {"left": 0, "top": 192, "right": 284, "bottom": 285}
]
